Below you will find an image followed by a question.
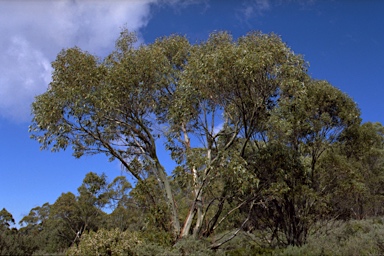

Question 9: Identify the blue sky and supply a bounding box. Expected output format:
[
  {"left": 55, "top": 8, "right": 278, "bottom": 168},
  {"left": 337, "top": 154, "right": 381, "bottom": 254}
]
[{"left": 0, "top": 0, "right": 383, "bottom": 226}]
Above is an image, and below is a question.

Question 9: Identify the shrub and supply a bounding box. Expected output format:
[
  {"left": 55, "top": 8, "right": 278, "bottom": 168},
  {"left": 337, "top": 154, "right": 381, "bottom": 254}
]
[
  {"left": 171, "top": 237, "right": 214, "bottom": 256},
  {"left": 276, "top": 218, "right": 384, "bottom": 256},
  {"left": 66, "top": 228, "right": 141, "bottom": 256}
]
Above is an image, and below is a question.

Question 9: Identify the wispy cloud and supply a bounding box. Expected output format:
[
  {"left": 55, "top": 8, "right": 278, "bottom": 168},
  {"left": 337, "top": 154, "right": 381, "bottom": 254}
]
[
  {"left": 238, "top": 0, "right": 317, "bottom": 22},
  {"left": 239, "top": 0, "right": 271, "bottom": 21},
  {"left": 161, "top": 0, "right": 209, "bottom": 9},
  {"left": 0, "top": 0, "right": 160, "bottom": 122}
]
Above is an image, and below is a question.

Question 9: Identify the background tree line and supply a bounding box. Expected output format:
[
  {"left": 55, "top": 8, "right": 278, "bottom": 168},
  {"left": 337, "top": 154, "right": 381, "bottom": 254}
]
[{"left": 1, "top": 30, "right": 383, "bottom": 255}]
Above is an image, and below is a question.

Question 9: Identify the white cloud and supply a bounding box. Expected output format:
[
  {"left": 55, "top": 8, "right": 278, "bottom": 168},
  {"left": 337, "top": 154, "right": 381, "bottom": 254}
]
[
  {"left": 0, "top": 0, "right": 158, "bottom": 122},
  {"left": 0, "top": 36, "right": 52, "bottom": 121},
  {"left": 254, "top": 0, "right": 271, "bottom": 12},
  {"left": 240, "top": 0, "right": 271, "bottom": 20},
  {"left": 213, "top": 122, "right": 224, "bottom": 136},
  {"left": 238, "top": 0, "right": 317, "bottom": 27}
]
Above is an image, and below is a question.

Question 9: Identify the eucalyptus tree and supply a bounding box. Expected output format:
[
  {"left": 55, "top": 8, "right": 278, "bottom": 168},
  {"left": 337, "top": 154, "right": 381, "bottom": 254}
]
[
  {"left": 0, "top": 208, "right": 37, "bottom": 255},
  {"left": 322, "top": 121, "right": 384, "bottom": 219},
  {"left": 31, "top": 29, "right": 349, "bottom": 243},
  {"left": 31, "top": 30, "right": 182, "bottom": 238},
  {"left": 0, "top": 208, "right": 15, "bottom": 230},
  {"left": 268, "top": 79, "right": 360, "bottom": 185},
  {"left": 49, "top": 172, "right": 111, "bottom": 245},
  {"left": 18, "top": 203, "right": 55, "bottom": 253},
  {"left": 247, "top": 79, "right": 361, "bottom": 246},
  {"left": 167, "top": 31, "right": 308, "bottom": 239},
  {"left": 20, "top": 203, "right": 51, "bottom": 230}
]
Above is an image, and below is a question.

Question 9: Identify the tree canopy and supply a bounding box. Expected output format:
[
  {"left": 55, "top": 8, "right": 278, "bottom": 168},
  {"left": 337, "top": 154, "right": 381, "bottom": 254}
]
[{"left": 25, "top": 30, "right": 384, "bottom": 253}]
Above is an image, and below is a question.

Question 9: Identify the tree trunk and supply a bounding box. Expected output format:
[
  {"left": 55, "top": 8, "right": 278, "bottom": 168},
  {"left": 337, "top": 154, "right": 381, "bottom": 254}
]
[
  {"left": 193, "top": 185, "right": 203, "bottom": 237},
  {"left": 180, "top": 166, "right": 202, "bottom": 238},
  {"left": 154, "top": 159, "right": 181, "bottom": 238}
]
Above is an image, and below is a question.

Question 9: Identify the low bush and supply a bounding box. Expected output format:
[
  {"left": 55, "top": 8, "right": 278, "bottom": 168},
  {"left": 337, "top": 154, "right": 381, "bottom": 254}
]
[
  {"left": 66, "top": 228, "right": 141, "bottom": 256},
  {"left": 276, "top": 218, "right": 384, "bottom": 256}
]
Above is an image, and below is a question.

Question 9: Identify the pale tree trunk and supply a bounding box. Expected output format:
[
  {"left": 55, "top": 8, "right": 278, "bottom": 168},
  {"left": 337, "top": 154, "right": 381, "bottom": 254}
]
[
  {"left": 143, "top": 126, "right": 181, "bottom": 238},
  {"left": 179, "top": 121, "right": 240, "bottom": 238},
  {"left": 154, "top": 158, "right": 181, "bottom": 238},
  {"left": 192, "top": 145, "right": 212, "bottom": 237},
  {"left": 180, "top": 200, "right": 196, "bottom": 237},
  {"left": 180, "top": 124, "right": 197, "bottom": 238},
  {"left": 192, "top": 166, "right": 203, "bottom": 237},
  {"left": 179, "top": 123, "right": 207, "bottom": 238},
  {"left": 180, "top": 167, "right": 204, "bottom": 238}
]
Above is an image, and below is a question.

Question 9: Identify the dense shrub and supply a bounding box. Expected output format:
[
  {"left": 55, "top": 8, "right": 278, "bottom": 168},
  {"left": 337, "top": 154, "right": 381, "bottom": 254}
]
[
  {"left": 171, "top": 237, "right": 214, "bottom": 256},
  {"left": 66, "top": 228, "right": 141, "bottom": 256},
  {"left": 276, "top": 218, "right": 384, "bottom": 256}
]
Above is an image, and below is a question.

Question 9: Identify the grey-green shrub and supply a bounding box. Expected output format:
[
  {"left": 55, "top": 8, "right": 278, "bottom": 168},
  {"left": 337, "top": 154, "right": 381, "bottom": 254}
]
[{"left": 66, "top": 228, "right": 141, "bottom": 256}]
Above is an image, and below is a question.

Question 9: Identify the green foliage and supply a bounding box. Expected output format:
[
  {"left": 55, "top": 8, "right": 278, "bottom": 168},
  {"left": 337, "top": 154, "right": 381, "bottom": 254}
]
[
  {"left": 130, "top": 242, "right": 173, "bottom": 256},
  {"left": 27, "top": 28, "right": 384, "bottom": 252},
  {"left": 317, "top": 122, "right": 384, "bottom": 219},
  {"left": 0, "top": 208, "right": 15, "bottom": 229},
  {"left": 0, "top": 209, "right": 38, "bottom": 255},
  {"left": 246, "top": 142, "right": 323, "bottom": 246},
  {"left": 276, "top": 218, "right": 384, "bottom": 256},
  {"left": 171, "top": 237, "right": 215, "bottom": 256},
  {"left": 66, "top": 228, "right": 141, "bottom": 256},
  {"left": 20, "top": 203, "right": 51, "bottom": 228},
  {"left": 212, "top": 231, "right": 273, "bottom": 256}
]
